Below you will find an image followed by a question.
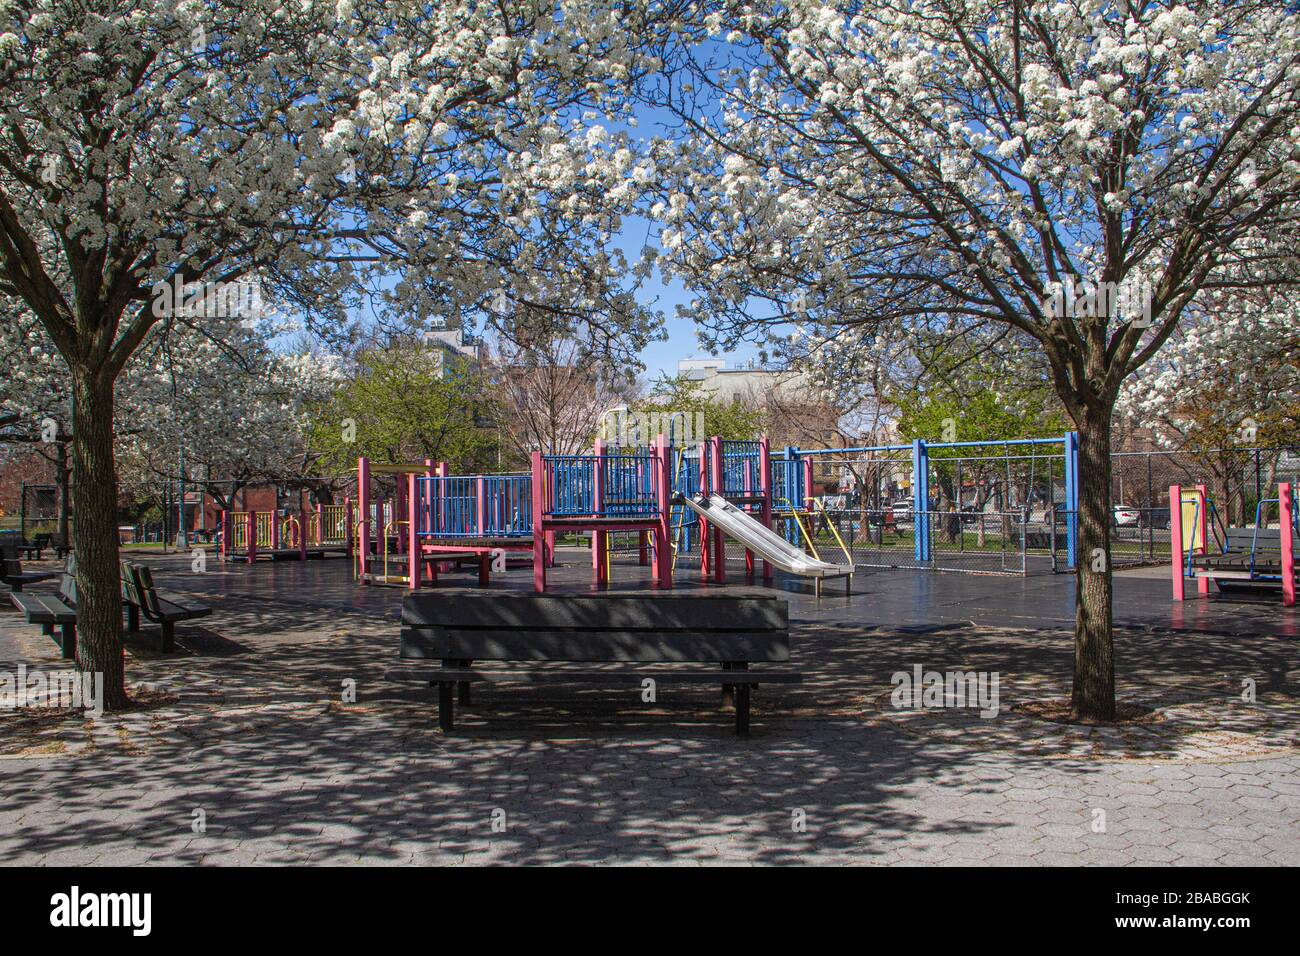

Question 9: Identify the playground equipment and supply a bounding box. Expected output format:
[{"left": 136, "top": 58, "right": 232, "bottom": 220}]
[
  {"left": 785, "top": 434, "right": 1080, "bottom": 574},
  {"left": 365, "top": 432, "right": 841, "bottom": 594},
  {"left": 1171, "top": 482, "right": 1296, "bottom": 606},
  {"left": 677, "top": 494, "right": 852, "bottom": 595},
  {"left": 220, "top": 501, "right": 352, "bottom": 563}
]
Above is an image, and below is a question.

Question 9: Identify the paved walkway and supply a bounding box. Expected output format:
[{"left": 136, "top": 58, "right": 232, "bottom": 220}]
[{"left": 0, "top": 556, "right": 1296, "bottom": 865}]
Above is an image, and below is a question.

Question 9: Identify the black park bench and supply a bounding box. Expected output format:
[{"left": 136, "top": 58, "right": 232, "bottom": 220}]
[
  {"left": 17, "top": 532, "right": 51, "bottom": 561},
  {"left": 120, "top": 561, "right": 212, "bottom": 652},
  {"left": 1, "top": 547, "right": 54, "bottom": 593},
  {"left": 396, "top": 590, "right": 800, "bottom": 736},
  {"left": 10, "top": 561, "right": 79, "bottom": 659}
]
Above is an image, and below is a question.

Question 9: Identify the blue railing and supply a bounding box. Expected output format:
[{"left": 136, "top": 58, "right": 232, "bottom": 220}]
[
  {"left": 544, "top": 453, "right": 661, "bottom": 517},
  {"left": 416, "top": 474, "right": 532, "bottom": 538},
  {"left": 720, "top": 440, "right": 761, "bottom": 497}
]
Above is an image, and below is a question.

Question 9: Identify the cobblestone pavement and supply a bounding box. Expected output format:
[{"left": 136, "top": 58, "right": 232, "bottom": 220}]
[{"left": 1, "top": 558, "right": 1297, "bottom": 866}]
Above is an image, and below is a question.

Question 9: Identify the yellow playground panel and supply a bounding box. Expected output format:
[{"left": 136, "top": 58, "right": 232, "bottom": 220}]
[{"left": 1178, "top": 487, "right": 1207, "bottom": 554}]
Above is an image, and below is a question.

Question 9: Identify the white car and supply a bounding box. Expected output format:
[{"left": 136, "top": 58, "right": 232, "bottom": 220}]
[
  {"left": 1112, "top": 504, "right": 1140, "bottom": 526},
  {"left": 891, "top": 498, "right": 913, "bottom": 520}
]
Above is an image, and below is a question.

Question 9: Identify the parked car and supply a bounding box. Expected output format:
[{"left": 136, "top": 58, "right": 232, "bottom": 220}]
[
  {"left": 891, "top": 498, "right": 913, "bottom": 520},
  {"left": 1139, "top": 507, "right": 1171, "bottom": 530},
  {"left": 1112, "top": 504, "right": 1141, "bottom": 526}
]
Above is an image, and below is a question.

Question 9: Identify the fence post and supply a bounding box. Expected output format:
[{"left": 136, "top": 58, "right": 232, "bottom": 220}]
[
  {"left": 476, "top": 475, "right": 486, "bottom": 539},
  {"left": 219, "top": 510, "right": 230, "bottom": 561},
  {"left": 1281, "top": 482, "right": 1295, "bottom": 608},
  {"left": 246, "top": 511, "right": 256, "bottom": 565},
  {"left": 1064, "top": 432, "right": 1079, "bottom": 569},
  {"left": 912, "top": 439, "right": 929, "bottom": 562},
  {"left": 783, "top": 445, "right": 798, "bottom": 544}
]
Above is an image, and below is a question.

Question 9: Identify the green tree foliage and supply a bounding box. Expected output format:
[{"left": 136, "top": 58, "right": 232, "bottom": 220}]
[{"left": 309, "top": 347, "right": 500, "bottom": 473}]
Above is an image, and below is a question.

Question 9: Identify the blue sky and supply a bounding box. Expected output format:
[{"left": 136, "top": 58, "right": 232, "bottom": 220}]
[{"left": 617, "top": 215, "right": 759, "bottom": 381}]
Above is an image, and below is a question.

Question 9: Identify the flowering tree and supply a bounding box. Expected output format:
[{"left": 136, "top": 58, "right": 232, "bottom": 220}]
[
  {"left": 0, "top": 0, "right": 659, "bottom": 707},
  {"left": 1121, "top": 290, "right": 1299, "bottom": 445},
  {"left": 116, "top": 325, "right": 345, "bottom": 526},
  {"left": 1118, "top": 290, "right": 1300, "bottom": 520},
  {"left": 643, "top": 0, "right": 1300, "bottom": 718}
]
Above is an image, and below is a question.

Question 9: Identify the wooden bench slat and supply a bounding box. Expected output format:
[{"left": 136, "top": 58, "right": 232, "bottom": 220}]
[
  {"left": 402, "top": 592, "right": 788, "bottom": 631},
  {"left": 390, "top": 668, "right": 802, "bottom": 685},
  {"left": 401, "top": 627, "right": 791, "bottom": 663}
]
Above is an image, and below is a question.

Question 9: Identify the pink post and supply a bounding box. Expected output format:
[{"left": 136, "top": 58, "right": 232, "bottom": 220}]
[
  {"left": 1281, "top": 483, "right": 1295, "bottom": 608},
  {"left": 1170, "top": 484, "right": 1184, "bottom": 601},
  {"left": 759, "top": 436, "right": 773, "bottom": 581},
  {"left": 407, "top": 473, "right": 420, "bottom": 591},
  {"left": 655, "top": 433, "right": 673, "bottom": 589},
  {"left": 357, "top": 457, "right": 370, "bottom": 580},
  {"left": 299, "top": 509, "right": 308, "bottom": 560},
  {"left": 246, "top": 511, "right": 256, "bottom": 564},
  {"left": 804, "top": 457, "right": 814, "bottom": 510},
  {"left": 710, "top": 435, "right": 725, "bottom": 583},
  {"left": 593, "top": 438, "right": 607, "bottom": 584},
  {"left": 699, "top": 444, "right": 710, "bottom": 579},
  {"left": 531, "top": 452, "right": 547, "bottom": 592}
]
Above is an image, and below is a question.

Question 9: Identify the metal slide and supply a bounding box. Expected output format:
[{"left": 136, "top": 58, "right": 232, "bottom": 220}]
[{"left": 677, "top": 494, "right": 853, "bottom": 579}]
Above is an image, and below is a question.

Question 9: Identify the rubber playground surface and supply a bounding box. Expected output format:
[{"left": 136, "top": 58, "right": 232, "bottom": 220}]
[{"left": 1, "top": 553, "right": 1297, "bottom": 865}]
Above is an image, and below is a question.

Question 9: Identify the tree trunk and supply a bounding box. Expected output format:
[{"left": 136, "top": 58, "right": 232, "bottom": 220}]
[
  {"left": 70, "top": 368, "right": 128, "bottom": 710},
  {"left": 1073, "top": 405, "right": 1116, "bottom": 721}
]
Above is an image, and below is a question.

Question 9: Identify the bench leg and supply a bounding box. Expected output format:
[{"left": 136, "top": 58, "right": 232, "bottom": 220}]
[
  {"left": 734, "top": 684, "right": 751, "bottom": 737},
  {"left": 160, "top": 621, "right": 175, "bottom": 654},
  {"left": 458, "top": 659, "right": 472, "bottom": 706},
  {"left": 41, "top": 622, "right": 53, "bottom": 637},
  {"left": 720, "top": 662, "right": 733, "bottom": 708},
  {"left": 60, "top": 623, "right": 76, "bottom": 660},
  {"left": 127, "top": 603, "right": 139, "bottom": 633},
  {"left": 437, "top": 681, "right": 455, "bottom": 731}
]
